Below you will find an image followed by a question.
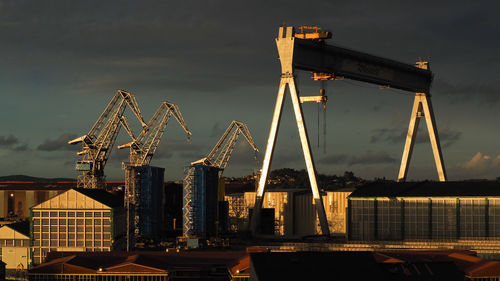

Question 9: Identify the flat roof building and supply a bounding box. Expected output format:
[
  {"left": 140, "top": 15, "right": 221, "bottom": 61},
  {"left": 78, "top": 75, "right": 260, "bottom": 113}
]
[{"left": 348, "top": 181, "right": 500, "bottom": 242}]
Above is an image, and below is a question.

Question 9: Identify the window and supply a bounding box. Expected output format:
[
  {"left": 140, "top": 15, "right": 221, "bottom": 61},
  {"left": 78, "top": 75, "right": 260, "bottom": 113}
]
[
  {"left": 33, "top": 211, "right": 40, "bottom": 217},
  {"left": 405, "top": 199, "right": 430, "bottom": 239},
  {"left": 460, "top": 199, "right": 486, "bottom": 238},
  {"left": 68, "top": 219, "right": 75, "bottom": 225},
  {"left": 350, "top": 199, "right": 375, "bottom": 241},
  {"left": 59, "top": 212, "right": 67, "bottom": 217},
  {"left": 85, "top": 212, "right": 93, "bottom": 217},
  {"left": 432, "top": 199, "right": 457, "bottom": 239},
  {"left": 377, "top": 199, "right": 402, "bottom": 240},
  {"left": 50, "top": 212, "right": 58, "bottom": 217},
  {"left": 68, "top": 212, "right": 75, "bottom": 217}
]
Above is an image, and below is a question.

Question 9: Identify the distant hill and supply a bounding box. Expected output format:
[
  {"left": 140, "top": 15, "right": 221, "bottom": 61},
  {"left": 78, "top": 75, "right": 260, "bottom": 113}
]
[{"left": 0, "top": 175, "right": 75, "bottom": 182}]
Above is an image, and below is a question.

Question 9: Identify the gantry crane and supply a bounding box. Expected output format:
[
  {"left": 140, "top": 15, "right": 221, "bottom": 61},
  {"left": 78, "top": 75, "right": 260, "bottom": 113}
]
[
  {"left": 68, "top": 90, "right": 146, "bottom": 189},
  {"left": 191, "top": 120, "right": 259, "bottom": 175},
  {"left": 118, "top": 101, "right": 191, "bottom": 250},
  {"left": 250, "top": 26, "right": 446, "bottom": 236}
]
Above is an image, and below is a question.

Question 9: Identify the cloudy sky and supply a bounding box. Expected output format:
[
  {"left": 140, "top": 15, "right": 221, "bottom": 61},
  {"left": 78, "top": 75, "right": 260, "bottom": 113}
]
[{"left": 0, "top": 0, "right": 498, "bottom": 181}]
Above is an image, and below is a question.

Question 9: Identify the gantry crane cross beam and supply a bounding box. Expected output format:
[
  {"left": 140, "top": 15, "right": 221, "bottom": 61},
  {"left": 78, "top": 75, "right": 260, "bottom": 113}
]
[
  {"left": 68, "top": 90, "right": 146, "bottom": 189},
  {"left": 191, "top": 120, "right": 259, "bottom": 174},
  {"left": 250, "top": 26, "right": 447, "bottom": 236}
]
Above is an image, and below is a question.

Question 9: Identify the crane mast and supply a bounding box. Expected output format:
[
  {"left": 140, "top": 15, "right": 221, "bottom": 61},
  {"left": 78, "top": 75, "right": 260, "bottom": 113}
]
[
  {"left": 68, "top": 90, "right": 146, "bottom": 189},
  {"left": 118, "top": 101, "right": 191, "bottom": 250},
  {"left": 191, "top": 120, "right": 259, "bottom": 174}
]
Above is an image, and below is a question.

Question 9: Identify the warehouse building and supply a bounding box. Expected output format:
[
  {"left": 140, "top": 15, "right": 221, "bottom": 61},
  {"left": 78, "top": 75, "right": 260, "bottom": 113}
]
[
  {"left": 348, "top": 181, "right": 500, "bottom": 241},
  {"left": 226, "top": 188, "right": 352, "bottom": 237},
  {"left": 31, "top": 188, "right": 125, "bottom": 264},
  {"left": 28, "top": 250, "right": 248, "bottom": 281},
  {"left": 0, "top": 181, "right": 124, "bottom": 221},
  {"left": 0, "top": 221, "right": 30, "bottom": 275}
]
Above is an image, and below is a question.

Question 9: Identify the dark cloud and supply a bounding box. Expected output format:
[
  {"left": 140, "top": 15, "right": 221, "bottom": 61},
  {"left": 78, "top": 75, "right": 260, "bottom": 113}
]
[
  {"left": 0, "top": 135, "right": 20, "bottom": 147},
  {"left": 433, "top": 79, "right": 500, "bottom": 104},
  {"left": 37, "top": 133, "right": 79, "bottom": 151},
  {"left": 210, "top": 122, "right": 223, "bottom": 138},
  {"left": 348, "top": 152, "right": 396, "bottom": 166},
  {"left": 370, "top": 127, "right": 462, "bottom": 148},
  {"left": 318, "top": 154, "right": 349, "bottom": 165},
  {"left": 13, "top": 144, "right": 29, "bottom": 152},
  {"left": 319, "top": 152, "right": 396, "bottom": 166},
  {"left": 0, "top": 135, "right": 30, "bottom": 151}
]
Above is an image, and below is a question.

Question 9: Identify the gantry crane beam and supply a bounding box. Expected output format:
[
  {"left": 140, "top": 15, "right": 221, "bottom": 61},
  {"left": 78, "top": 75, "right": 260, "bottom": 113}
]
[
  {"left": 292, "top": 33, "right": 433, "bottom": 93},
  {"left": 191, "top": 120, "right": 259, "bottom": 174},
  {"left": 250, "top": 26, "right": 447, "bottom": 237},
  {"left": 68, "top": 90, "right": 146, "bottom": 189}
]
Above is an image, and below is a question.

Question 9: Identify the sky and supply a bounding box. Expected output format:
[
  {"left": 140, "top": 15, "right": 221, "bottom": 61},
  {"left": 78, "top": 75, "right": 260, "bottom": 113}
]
[{"left": 0, "top": 0, "right": 499, "bottom": 182}]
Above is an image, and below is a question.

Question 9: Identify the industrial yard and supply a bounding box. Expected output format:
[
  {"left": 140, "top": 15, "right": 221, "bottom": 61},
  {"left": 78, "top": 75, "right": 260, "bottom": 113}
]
[{"left": 0, "top": 1, "right": 499, "bottom": 280}]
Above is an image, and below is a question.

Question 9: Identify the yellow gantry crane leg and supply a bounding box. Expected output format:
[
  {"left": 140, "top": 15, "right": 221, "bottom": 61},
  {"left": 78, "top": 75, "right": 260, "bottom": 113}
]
[
  {"left": 250, "top": 26, "right": 330, "bottom": 236},
  {"left": 398, "top": 62, "right": 446, "bottom": 182}
]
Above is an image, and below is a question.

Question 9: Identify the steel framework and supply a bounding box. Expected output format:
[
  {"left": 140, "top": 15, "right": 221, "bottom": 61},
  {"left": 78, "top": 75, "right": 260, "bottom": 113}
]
[
  {"left": 68, "top": 90, "right": 146, "bottom": 189},
  {"left": 191, "top": 120, "right": 259, "bottom": 173}
]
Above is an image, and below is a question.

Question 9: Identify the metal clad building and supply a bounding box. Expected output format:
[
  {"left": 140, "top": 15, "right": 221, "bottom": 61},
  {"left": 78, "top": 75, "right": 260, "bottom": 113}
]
[
  {"left": 348, "top": 181, "right": 500, "bottom": 241},
  {"left": 227, "top": 189, "right": 352, "bottom": 237},
  {"left": 128, "top": 165, "right": 165, "bottom": 238},
  {"left": 31, "top": 188, "right": 125, "bottom": 264},
  {"left": 183, "top": 164, "right": 220, "bottom": 237}
]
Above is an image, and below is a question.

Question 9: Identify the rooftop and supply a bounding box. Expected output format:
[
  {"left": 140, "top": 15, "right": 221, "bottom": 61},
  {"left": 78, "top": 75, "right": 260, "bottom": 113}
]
[{"left": 350, "top": 181, "right": 500, "bottom": 197}]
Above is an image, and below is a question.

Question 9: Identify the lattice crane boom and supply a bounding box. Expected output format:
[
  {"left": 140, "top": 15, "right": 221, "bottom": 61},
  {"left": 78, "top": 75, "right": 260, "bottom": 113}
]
[
  {"left": 68, "top": 90, "right": 146, "bottom": 189},
  {"left": 191, "top": 120, "right": 259, "bottom": 172},
  {"left": 118, "top": 101, "right": 191, "bottom": 166}
]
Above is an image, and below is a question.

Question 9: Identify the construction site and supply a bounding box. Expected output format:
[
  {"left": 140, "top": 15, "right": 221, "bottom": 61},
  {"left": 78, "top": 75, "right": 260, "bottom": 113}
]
[{"left": 1, "top": 24, "right": 499, "bottom": 281}]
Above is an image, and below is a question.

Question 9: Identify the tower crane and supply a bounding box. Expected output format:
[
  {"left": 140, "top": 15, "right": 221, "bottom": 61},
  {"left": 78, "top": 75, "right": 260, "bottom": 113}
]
[
  {"left": 191, "top": 120, "right": 259, "bottom": 175},
  {"left": 118, "top": 101, "right": 191, "bottom": 250},
  {"left": 68, "top": 90, "right": 146, "bottom": 189},
  {"left": 183, "top": 120, "right": 258, "bottom": 238}
]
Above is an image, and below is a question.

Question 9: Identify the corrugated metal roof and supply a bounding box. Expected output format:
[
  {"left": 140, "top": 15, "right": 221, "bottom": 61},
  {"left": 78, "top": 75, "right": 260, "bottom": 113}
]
[
  {"left": 31, "top": 251, "right": 247, "bottom": 275},
  {"left": 73, "top": 188, "right": 123, "bottom": 207},
  {"left": 0, "top": 181, "right": 124, "bottom": 191},
  {"left": 349, "top": 181, "right": 500, "bottom": 197},
  {"left": 3, "top": 220, "right": 30, "bottom": 237}
]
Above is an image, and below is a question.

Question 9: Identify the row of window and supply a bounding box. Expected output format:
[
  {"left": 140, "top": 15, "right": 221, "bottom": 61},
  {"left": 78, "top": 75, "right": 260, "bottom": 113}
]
[
  {"left": 33, "top": 233, "right": 111, "bottom": 240},
  {"left": 33, "top": 211, "right": 111, "bottom": 218},
  {"left": 33, "top": 239, "right": 112, "bottom": 247},
  {"left": 33, "top": 226, "right": 112, "bottom": 233},
  {"left": 34, "top": 218, "right": 111, "bottom": 225},
  {"left": 0, "top": 239, "right": 29, "bottom": 247},
  {"left": 350, "top": 199, "right": 500, "bottom": 240}
]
